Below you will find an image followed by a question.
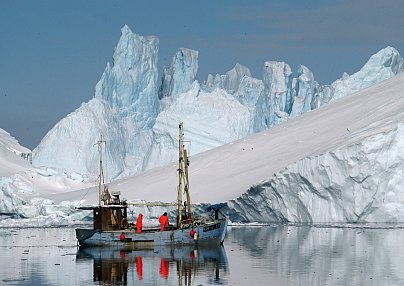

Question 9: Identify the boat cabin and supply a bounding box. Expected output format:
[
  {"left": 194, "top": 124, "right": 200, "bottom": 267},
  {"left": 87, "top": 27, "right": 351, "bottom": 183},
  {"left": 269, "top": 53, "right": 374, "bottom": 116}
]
[
  {"left": 93, "top": 204, "right": 128, "bottom": 231},
  {"left": 99, "top": 191, "right": 127, "bottom": 231},
  {"left": 78, "top": 191, "right": 128, "bottom": 231}
]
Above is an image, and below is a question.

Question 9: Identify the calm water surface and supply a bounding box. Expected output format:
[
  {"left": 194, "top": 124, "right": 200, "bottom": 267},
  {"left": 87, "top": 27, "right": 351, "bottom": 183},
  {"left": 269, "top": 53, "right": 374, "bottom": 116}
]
[{"left": 1, "top": 225, "right": 404, "bottom": 285}]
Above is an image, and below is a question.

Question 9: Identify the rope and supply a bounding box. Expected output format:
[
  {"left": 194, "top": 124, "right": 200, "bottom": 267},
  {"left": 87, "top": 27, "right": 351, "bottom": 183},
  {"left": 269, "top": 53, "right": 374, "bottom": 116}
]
[
  {"left": 104, "top": 139, "right": 109, "bottom": 185},
  {"left": 75, "top": 184, "right": 97, "bottom": 208}
]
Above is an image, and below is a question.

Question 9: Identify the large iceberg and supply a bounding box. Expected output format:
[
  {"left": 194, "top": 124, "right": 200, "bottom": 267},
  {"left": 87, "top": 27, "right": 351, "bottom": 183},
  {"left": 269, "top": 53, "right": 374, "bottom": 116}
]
[
  {"left": 2, "top": 72, "right": 404, "bottom": 225},
  {"left": 6, "top": 25, "right": 401, "bottom": 225},
  {"left": 110, "top": 72, "right": 404, "bottom": 224},
  {"left": 31, "top": 26, "right": 404, "bottom": 181}
]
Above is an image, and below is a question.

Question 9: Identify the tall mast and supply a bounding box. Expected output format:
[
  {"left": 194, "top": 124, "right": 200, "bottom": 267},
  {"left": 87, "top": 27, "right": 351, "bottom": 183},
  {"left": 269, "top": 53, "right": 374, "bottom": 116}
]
[
  {"left": 95, "top": 136, "right": 106, "bottom": 206},
  {"left": 178, "top": 123, "right": 184, "bottom": 225},
  {"left": 178, "top": 122, "right": 192, "bottom": 227},
  {"left": 183, "top": 148, "right": 192, "bottom": 219}
]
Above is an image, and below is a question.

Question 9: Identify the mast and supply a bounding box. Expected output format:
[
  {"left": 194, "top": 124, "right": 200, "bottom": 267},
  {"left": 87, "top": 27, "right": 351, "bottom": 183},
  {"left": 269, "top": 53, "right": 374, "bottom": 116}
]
[
  {"left": 178, "top": 122, "right": 192, "bottom": 227},
  {"left": 178, "top": 123, "right": 184, "bottom": 225},
  {"left": 183, "top": 144, "right": 192, "bottom": 219},
  {"left": 95, "top": 136, "right": 106, "bottom": 206}
]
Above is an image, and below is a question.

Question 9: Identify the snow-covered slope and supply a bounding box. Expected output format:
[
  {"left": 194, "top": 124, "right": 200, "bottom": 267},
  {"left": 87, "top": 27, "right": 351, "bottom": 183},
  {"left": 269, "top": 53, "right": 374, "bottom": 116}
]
[
  {"left": 31, "top": 26, "right": 404, "bottom": 181},
  {"left": 49, "top": 72, "right": 404, "bottom": 224}
]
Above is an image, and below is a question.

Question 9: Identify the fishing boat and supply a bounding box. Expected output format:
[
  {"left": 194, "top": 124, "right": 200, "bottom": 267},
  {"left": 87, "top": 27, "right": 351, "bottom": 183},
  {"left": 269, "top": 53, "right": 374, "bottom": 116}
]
[{"left": 75, "top": 122, "right": 228, "bottom": 247}]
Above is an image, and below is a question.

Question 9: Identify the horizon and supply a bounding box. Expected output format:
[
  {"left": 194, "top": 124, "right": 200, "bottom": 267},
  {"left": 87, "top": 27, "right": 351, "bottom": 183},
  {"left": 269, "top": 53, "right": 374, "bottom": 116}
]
[{"left": 1, "top": 0, "right": 403, "bottom": 149}]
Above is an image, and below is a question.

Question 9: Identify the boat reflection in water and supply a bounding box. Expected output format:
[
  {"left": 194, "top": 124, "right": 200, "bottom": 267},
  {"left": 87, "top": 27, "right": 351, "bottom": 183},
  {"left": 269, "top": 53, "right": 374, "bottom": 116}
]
[{"left": 76, "top": 245, "right": 228, "bottom": 285}]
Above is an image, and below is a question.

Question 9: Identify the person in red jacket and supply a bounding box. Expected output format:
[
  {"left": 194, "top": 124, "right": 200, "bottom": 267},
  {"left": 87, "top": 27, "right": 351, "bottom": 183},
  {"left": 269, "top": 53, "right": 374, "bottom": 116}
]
[
  {"left": 136, "top": 213, "right": 143, "bottom": 233},
  {"left": 159, "top": 212, "right": 169, "bottom": 231}
]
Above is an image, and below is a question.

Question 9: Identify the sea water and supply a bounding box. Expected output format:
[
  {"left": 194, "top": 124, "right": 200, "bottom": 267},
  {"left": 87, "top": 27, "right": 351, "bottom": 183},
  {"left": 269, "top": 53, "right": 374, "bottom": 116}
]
[{"left": 1, "top": 225, "right": 404, "bottom": 285}]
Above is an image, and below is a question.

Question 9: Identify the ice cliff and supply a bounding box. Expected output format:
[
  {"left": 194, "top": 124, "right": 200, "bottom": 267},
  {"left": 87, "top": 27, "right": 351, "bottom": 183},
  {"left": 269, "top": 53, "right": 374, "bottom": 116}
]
[
  {"left": 227, "top": 72, "right": 404, "bottom": 223},
  {"left": 229, "top": 124, "right": 404, "bottom": 223},
  {"left": 158, "top": 48, "right": 199, "bottom": 100},
  {"left": 254, "top": 46, "right": 404, "bottom": 131}
]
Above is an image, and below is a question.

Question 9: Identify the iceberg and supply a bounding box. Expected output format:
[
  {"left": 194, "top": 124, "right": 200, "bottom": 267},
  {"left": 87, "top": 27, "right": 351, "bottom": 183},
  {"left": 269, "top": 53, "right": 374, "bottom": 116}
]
[
  {"left": 2, "top": 72, "right": 404, "bottom": 225},
  {"left": 229, "top": 124, "right": 404, "bottom": 223},
  {"left": 96, "top": 24, "right": 159, "bottom": 127},
  {"left": 32, "top": 26, "right": 404, "bottom": 183},
  {"left": 3, "top": 25, "right": 403, "bottom": 225},
  {"left": 113, "top": 72, "right": 404, "bottom": 223}
]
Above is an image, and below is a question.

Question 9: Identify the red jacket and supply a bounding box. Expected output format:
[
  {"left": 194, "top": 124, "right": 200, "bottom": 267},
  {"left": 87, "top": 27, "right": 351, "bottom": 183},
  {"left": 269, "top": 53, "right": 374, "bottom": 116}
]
[
  {"left": 136, "top": 214, "right": 143, "bottom": 233},
  {"left": 159, "top": 214, "right": 169, "bottom": 231}
]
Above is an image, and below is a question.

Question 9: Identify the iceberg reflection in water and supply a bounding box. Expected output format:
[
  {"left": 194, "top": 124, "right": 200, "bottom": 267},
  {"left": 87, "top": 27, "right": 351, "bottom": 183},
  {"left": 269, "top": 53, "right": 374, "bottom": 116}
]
[{"left": 76, "top": 245, "right": 229, "bottom": 285}]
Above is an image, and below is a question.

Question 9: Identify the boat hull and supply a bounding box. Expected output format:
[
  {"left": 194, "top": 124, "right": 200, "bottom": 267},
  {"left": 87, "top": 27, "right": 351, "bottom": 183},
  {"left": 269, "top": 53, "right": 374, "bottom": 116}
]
[{"left": 76, "top": 218, "right": 228, "bottom": 247}]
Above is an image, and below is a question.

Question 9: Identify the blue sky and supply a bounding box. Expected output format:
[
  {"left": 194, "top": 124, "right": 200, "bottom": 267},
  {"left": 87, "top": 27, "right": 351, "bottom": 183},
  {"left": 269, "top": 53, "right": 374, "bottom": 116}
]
[{"left": 0, "top": 0, "right": 403, "bottom": 149}]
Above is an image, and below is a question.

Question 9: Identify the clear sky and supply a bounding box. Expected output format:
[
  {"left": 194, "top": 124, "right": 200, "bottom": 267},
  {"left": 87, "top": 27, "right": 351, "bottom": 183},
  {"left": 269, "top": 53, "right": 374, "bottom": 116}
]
[{"left": 0, "top": 0, "right": 403, "bottom": 149}]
